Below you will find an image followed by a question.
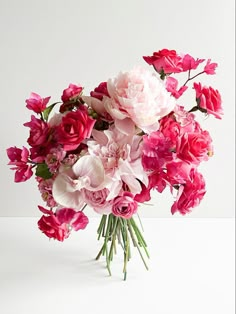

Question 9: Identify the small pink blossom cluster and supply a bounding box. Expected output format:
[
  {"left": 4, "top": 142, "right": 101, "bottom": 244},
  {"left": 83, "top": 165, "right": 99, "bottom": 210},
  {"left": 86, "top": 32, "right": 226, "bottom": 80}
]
[{"left": 7, "top": 48, "right": 223, "bottom": 241}]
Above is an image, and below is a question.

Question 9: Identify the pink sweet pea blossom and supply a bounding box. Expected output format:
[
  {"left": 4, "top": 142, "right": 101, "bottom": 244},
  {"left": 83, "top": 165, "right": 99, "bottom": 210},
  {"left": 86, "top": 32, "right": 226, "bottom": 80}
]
[
  {"left": 181, "top": 54, "right": 204, "bottom": 71},
  {"left": 112, "top": 192, "right": 138, "bottom": 219},
  {"left": 61, "top": 83, "right": 83, "bottom": 103},
  {"left": 7, "top": 146, "right": 33, "bottom": 182},
  {"left": 165, "top": 77, "right": 188, "bottom": 99},
  {"left": 143, "top": 49, "right": 183, "bottom": 74},
  {"left": 26, "top": 92, "right": 51, "bottom": 114},
  {"left": 37, "top": 206, "right": 88, "bottom": 241},
  {"left": 204, "top": 59, "right": 218, "bottom": 75},
  {"left": 171, "top": 169, "right": 206, "bottom": 215},
  {"left": 193, "top": 82, "right": 223, "bottom": 119}
]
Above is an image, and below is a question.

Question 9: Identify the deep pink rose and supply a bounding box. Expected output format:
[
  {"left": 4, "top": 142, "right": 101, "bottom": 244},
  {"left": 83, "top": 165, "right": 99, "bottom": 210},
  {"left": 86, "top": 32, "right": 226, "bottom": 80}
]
[
  {"left": 194, "top": 82, "right": 223, "bottom": 119},
  {"left": 181, "top": 54, "right": 204, "bottom": 71},
  {"left": 55, "top": 106, "right": 95, "bottom": 151},
  {"left": 38, "top": 214, "right": 69, "bottom": 241},
  {"left": 112, "top": 192, "right": 138, "bottom": 219},
  {"left": 24, "top": 115, "right": 50, "bottom": 147},
  {"left": 143, "top": 49, "right": 183, "bottom": 74},
  {"left": 171, "top": 169, "right": 206, "bottom": 215},
  {"left": 159, "top": 114, "right": 181, "bottom": 145},
  {"left": 90, "top": 82, "right": 110, "bottom": 100},
  {"left": 204, "top": 59, "right": 218, "bottom": 75},
  {"left": 7, "top": 146, "right": 33, "bottom": 182},
  {"left": 61, "top": 84, "right": 83, "bottom": 103},
  {"left": 176, "top": 130, "right": 213, "bottom": 164}
]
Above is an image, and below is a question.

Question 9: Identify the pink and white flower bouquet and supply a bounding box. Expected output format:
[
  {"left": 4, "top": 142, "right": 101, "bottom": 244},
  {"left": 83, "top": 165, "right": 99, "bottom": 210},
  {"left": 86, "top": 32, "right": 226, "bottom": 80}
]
[{"left": 7, "top": 48, "right": 223, "bottom": 279}]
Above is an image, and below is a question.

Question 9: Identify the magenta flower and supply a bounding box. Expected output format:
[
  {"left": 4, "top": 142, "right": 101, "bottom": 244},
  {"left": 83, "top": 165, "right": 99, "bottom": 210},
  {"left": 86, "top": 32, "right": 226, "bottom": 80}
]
[
  {"left": 112, "top": 192, "right": 138, "bottom": 219},
  {"left": 7, "top": 146, "right": 33, "bottom": 182},
  {"left": 181, "top": 54, "right": 205, "bottom": 71},
  {"left": 165, "top": 77, "right": 188, "bottom": 99},
  {"left": 204, "top": 59, "right": 218, "bottom": 75},
  {"left": 61, "top": 83, "right": 83, "bottom": 103},
  {"left": 26, "top": 92, "right": 51, "bottom": 114}
]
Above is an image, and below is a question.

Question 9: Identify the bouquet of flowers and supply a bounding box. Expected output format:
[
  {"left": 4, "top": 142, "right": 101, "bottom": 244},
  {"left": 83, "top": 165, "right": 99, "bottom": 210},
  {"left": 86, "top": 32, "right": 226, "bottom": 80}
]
[{"left": 7, "top": 48, "right": 223, "bottom": 279}]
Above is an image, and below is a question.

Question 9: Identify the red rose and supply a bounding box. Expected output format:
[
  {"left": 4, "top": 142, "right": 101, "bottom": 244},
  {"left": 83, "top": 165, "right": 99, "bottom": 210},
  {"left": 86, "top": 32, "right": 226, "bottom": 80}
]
[
  {"left": 143, "top": 49, "right": 183, "bottom": 74},
  {"left": 194, "top": 82, "right": 223, "bottom": 119},
  {"left": 55, "top": 106, "right": 95, "bottom": 151}
]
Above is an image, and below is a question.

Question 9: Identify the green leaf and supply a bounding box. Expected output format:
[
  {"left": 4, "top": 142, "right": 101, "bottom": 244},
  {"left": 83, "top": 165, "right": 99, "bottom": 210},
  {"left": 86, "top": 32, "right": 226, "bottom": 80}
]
[
  {"left": 35, "top": 163, "right": 53, "bottom": 179},
  {"left": 42, "top": 102, "right": 60, "bottom": 121}
]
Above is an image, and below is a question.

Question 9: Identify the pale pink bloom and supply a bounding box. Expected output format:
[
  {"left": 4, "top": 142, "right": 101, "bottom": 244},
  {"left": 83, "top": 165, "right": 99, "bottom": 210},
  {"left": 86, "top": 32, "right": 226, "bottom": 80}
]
[
  {"left": 171, "top": 169, "right": 206, "bottom": 215},
  {"left": 105, "top": 66, "right": 175, "bottom": 133},
  {"left": 83, "top": 188, "right": 112, "bottom": 214},
  {"left": 87, "top": 126, "right": 148, "bottom": 199},
  {"left": 61, "top": 83, "right": 83, "bottom": 103},
  {"left": 193, "top": 82, "right": 223, "bottom": 119},
  {"left": 26, "top": 92, "right": 51, "bottom": 114},
  {"left": 7, "top": 146, "right": 33, "bottom": 182},
  {"left": 112, "top": 192, "right": 138, "bottom": 219},
  {"left": 37, "top": 178, "right": 57, "bottom": 208},
  {"left": 52, "top": 155, "right": 105, "bottom": 210},
  {"left": 165, "top": 77, "right": 188, "bottom": 99},
  {"left": 45, "top": 147, "right": 66, "bottom": 173},
  {"left": 204, "top": 59, "right": 218, "bottom": 75},
  {"left": 174, "top": 105, "right": 200, "bottom": 133},
  {"left": 181, "top": 54, "right": 204, "bottom": 71}
]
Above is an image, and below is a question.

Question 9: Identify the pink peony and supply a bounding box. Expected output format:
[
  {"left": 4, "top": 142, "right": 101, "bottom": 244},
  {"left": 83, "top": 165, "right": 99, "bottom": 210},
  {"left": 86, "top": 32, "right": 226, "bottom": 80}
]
[
  {"left": 7, "top": 146, "right": 33, "bottom": 182},
  {"left": 171, "top": 169, "right": 206, "bottom": 215},
  {"left": 143, "top": 49, "right": 183, "bottom": 74},
  {"left": 112, "top": 192, "right": 138, "bottom": 219},
  {"left": 194, "top": 82, "right": 223, "bottom": 119},
  {"left": 61, "top": 83, "right": 83, "bottom": 103},
  {"left": 55, "top": 106, "right": 95, "bottom": 151},
  {"left": 176, "top": 130, "right": 213, "bottom": 165},
  {"left": 106, "top": 66, "right": 175, "bottom": 133},
  {"left": 26, "top": 92, "right": 51, "bottom": 114}
]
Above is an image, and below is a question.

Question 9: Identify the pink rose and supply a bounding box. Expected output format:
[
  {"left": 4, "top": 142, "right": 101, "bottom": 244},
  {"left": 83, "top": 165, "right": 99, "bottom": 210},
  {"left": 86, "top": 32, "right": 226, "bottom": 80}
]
[
  {"left": 55, "top": 106, "right": 95, "bottom": 151},
  {"left": 143, "top": 49, "right": 183, "bottom": 74},
  {"left": 176, "top": 130, "right": 213, "bottom": 164},
  {"left": 61, "top": 84, "right": 83, "bottom": 103},
  {"left": 159, "top": 113, "right": 180, "bottom": 145},
  {"left": 171, "top": 169, "right": 206, "bottom": 215},
  {"left": 7, "top": 146, "right": 33, "bottom": 182},
  {"left": 26, "top": 92, "right": 51, "bottom": 114},
  {"left": 24, "top": 115, "right": 49, "bottom": 147},
  {"left": 204, "top": 59, "right": 218, "bottom": 75},
  {"left": 194, "top": 82, "right": 223, "bottom": 119},
  {"left": 83, "top": 188, "right": 112, "bottom": 214},
  {"left": 112, "top": 192, "right": 138, "bottom": 219},
  {"left": 166, "top": 160, "right": 191, "bottom": 185}
]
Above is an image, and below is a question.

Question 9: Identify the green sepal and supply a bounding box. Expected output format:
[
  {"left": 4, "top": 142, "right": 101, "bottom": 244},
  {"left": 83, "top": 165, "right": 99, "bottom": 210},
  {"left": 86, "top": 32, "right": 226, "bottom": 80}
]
[
  {"left": 42, "top": 102, "right": 60, "bottom": 121},
  {"left": 35, "top": 163, "right": 53, "bottom": 179}
]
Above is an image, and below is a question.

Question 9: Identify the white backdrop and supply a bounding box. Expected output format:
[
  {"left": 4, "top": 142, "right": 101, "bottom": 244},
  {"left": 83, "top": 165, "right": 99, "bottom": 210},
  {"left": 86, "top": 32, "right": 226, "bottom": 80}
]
[{"left": 0, "top": 0, "right": 235, "bottom": 217}]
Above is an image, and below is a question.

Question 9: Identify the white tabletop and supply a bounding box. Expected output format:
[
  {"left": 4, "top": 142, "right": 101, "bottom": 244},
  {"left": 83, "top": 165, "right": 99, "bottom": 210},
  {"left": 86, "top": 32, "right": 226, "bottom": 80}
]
[{"left": 0, "top": 217, "right": 234, "bottom": 314}]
